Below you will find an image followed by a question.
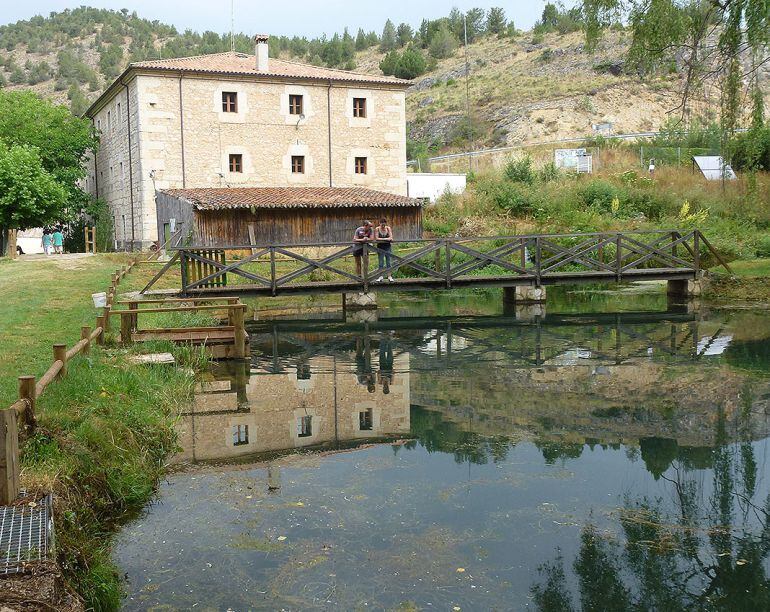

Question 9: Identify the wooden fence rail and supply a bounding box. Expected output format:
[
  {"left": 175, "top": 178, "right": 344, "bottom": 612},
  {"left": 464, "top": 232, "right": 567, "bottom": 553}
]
[{"left": 1, "top": 258, "right": 139, "bottom": 505}]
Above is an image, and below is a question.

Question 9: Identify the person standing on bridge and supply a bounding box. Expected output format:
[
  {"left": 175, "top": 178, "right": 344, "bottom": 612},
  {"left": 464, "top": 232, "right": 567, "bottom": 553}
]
[
  {"left": 353, "top": 220, "right": 373, "bottom": 278},
  {"left": 374, "top": 218, "right": 394, "bottom": 283}
]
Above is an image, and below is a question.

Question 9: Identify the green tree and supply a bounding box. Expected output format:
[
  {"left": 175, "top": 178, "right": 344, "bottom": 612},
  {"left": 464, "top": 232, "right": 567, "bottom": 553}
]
[
  {"left": 429, "top": 24, "right": 458, "bottom": 59},
  {"left": 379, "top": 50, "right": 400, "bottom": 76},
  {"left": 540, "top": 3, "right": 560, "bottom": 30},
  {"left": 10, "top": 67, "right": 25, "bottom": 84},
  {"left": 380, "top": 19, "right": 398, "bottom": 53},
  {"left": 465, "top": 7, "right": 486, "bottom": 43},
  {"left": 582, "top": 0, "right": 769, "bottom": 138},
  {"left": 0, "top": 142, "right": 68, "bottom": 230},
  {"left": 0, "top": 90, "right": 99, "bottom": 206},
  {"left": 396, "top": 23, "right": 413, "bottom": 47},
  {"left": 355, "top": 28, "right": 368, "bottom": 51},
  {"left": 67, "top": 83, "right": 89, "bottom": 116},
  {"left": 486, "top": 7, "right": 508, "bottom": 36},
  {"left": 394, "top": 46, "right": 427, "bottom": 79}
]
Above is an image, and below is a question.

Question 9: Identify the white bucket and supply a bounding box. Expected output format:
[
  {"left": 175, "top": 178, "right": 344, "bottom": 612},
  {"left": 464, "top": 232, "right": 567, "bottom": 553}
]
[{"left": 92, "top": 292, "right": 107, "bottom": 308}]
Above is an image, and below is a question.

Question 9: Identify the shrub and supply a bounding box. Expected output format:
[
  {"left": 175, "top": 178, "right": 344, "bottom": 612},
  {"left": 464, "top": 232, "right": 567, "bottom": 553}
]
[
  {"left": 538, "top": 162, "right": 560, "bottom": 183},
  {"left": 504, "top": 155, "right": 535, "bottom": 184},
  {"left": 477, "top": 179, "right": 538, "bottom": 216},
  {"left": 755, "top": 235, "right": 770, "bottom": 258},
  {"left": 578, "top": 179, "right": 620, "bottom": 212}
]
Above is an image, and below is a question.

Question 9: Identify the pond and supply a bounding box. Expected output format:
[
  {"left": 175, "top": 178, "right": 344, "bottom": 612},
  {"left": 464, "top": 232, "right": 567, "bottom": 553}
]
[{"left": 114, "top": 287, "right": 770, "bottom": 610}]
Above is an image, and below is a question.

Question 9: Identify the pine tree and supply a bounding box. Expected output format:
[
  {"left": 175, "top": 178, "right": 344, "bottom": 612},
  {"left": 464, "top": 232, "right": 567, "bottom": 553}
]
[
  {"left": 355, "top": 28, "right": 367, "bottom": 51},
  {"left": 486, "top": 7, "right": 507, "bottom": 36},
  {"left": 380, "top": 19, "right": 397, "bottom": 53},
  {"left": 396, "top": 23, "right": 413, "bottom": 48},
  {"left": 429, "top": 24, "right": 458, "bottom": 59},
  {"left": 379, "top": 50, "right": 400, "bottom": 76}
]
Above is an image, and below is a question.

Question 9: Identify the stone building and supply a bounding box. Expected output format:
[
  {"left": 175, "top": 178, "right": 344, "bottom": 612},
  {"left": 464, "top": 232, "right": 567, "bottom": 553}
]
[{"left": 84, "top": 35, "right": 411, "bottom": 250}]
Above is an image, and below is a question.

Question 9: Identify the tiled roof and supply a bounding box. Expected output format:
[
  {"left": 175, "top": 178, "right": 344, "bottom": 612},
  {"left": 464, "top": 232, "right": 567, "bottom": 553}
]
[
  {"left": 130, "top": 51, "right": 410, "bottom": 86},
  {"left": 161, "top": 187, "right": 422, "bottom": 210}
]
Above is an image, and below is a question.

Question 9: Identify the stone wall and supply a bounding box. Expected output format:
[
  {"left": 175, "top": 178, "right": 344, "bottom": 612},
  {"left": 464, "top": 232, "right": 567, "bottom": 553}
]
[{"left": 87, "top": 80, "right": 144, "bottom": 249}]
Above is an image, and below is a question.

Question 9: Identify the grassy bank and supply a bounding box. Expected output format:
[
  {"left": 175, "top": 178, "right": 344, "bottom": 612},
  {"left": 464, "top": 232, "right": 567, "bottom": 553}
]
[{"left": 0, "top": 255, "right": 200, "bottom": 610}]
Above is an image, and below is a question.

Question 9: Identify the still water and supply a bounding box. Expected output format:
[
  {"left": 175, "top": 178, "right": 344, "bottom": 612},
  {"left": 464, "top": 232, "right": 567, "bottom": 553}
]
[{"left": 114, "top": 288, "right": 770, "bottom": 611}]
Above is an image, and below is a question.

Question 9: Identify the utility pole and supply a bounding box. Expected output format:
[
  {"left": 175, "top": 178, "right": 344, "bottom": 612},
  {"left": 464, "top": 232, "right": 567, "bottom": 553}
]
[
  {"left": 464, "top": 14, "right": 473, "bottom": 174},
  {"left": 231, "top": 0, "right": 235, "bottom": 52}
]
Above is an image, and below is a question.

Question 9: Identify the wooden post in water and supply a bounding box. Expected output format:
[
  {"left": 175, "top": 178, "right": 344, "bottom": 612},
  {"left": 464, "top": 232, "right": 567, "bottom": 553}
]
[
  {"left": 81, "top": 326, "right": 92, "bottom": 355},
  {"left": 232, "top": 306, "right": 246, "bottom": 359},
  {"left": 0, "top": 408, "right": 19, "bottom": 505},
  {"left": 18, "top": 375, "right": 36, "bottom": 433},
  {"left": 53, "top": 344, "right": 67, "bottom": 378}
]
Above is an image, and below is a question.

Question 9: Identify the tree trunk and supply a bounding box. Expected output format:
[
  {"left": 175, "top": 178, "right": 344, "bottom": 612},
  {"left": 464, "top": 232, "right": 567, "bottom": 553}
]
[{"left": 7, "top": 229, "right": 17, "bottom": 260}]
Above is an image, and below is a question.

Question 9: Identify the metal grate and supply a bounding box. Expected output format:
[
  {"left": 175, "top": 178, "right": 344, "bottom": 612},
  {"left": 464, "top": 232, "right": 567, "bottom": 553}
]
[{"left": 0, "top": 494, "right": 53, "bottom": 575}]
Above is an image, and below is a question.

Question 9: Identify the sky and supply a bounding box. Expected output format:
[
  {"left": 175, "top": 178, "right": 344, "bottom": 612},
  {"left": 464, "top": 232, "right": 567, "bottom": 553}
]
[{"left": 0, "top": 1, "right": 554, "bottom": 38}]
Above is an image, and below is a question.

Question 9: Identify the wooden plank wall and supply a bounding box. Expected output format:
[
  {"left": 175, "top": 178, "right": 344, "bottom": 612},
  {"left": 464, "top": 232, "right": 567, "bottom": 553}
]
[
  {"left": 155, "top": 191, "right": 195, "bottom": 243},
  {"left": 193, "top": 207, "right": 423, "bottom": 246}
]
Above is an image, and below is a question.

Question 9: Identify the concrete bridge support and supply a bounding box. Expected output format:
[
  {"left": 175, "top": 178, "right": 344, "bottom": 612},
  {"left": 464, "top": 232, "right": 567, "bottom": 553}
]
[
  {"left": 343, "top": 292, "right": 378, "bottom": 311},
  {"left": 667, "top": 275, "right": 708, "bottom": 300},
  {"left": 503, "top": 285, "right": 547, "bottom": 320}
]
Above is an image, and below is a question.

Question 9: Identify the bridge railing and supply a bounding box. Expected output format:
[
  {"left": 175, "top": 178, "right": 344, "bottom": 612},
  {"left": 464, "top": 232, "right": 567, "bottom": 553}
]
[{"left": 166, "top": 229, "right": 730, "bottom": 295}]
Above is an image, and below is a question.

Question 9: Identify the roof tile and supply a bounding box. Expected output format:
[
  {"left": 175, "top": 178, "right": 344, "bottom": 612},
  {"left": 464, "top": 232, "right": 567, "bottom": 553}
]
[
  {"left": 160, "top": 187, "right": 422, "bottom": 210},
  {"left": 131, "top": 51, "right": 409, "bottom": 86}
]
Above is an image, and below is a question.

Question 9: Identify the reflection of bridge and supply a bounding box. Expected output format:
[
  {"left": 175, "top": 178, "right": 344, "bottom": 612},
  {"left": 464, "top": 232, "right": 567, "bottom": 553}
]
[{"left": 248, "top": 310, "right": 724, "bottom": 373}]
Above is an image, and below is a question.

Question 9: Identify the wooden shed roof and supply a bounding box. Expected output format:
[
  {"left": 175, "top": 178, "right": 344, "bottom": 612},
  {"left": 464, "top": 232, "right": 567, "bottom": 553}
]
[{"left": 160, "top": 187, "right": 423, "bottom": 210}]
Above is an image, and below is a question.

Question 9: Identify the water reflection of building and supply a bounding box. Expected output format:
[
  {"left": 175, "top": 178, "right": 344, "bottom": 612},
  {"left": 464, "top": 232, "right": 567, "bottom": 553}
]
[{"left": 176, "top": 353, "right": 411, "bottom": 464}]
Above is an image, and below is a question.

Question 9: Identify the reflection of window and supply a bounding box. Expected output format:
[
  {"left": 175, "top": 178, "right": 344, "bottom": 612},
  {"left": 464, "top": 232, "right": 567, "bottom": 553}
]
[
  {"left": 229, "top": 154, "right": 243, "bottom": 173},
  {"left": 297, "top": 363, "right": 311, "bottom": 380},
  {"left": 359, "top": 410, "right": 373, "bottom": 431},
  {"left": 291, "top": 155, "right": 305, "bottom": 174},
  {"left": 355, "top": 157, "right": 367, "bottom": 174},
  {"left": 297, "top": 415, "right": 312, "bottom": 437},
  {"left": 232, "top": 424, "right": 249, "bottom": 446}
]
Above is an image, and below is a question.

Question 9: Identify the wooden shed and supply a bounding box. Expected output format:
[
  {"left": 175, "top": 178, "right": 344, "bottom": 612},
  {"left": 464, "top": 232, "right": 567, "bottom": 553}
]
[{"left": 155, "top": 187, "right": 423, "bottom": 247}]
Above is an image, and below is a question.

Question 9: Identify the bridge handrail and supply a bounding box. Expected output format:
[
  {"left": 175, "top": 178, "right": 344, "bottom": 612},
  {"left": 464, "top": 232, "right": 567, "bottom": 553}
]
[{"left": 170, "top": 228, "right": 695, "bottom": 252}]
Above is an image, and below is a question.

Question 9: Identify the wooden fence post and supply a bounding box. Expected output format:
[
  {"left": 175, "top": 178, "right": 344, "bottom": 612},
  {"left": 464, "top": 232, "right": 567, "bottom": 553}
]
[
  {"left": 81, "top": 326, "right": 92, "bottom": 355},
  {"left": 95, "top": 315, "right": 106, "bottom": 345},
  {"left": 121, "top": 312, "right": 133, "bottom": 345},
  {"left": 53, "top": 344, "right": 68, "bottom": 378},
  {"left": 18, "top": 375, "right": 36, "bottom": 434},
  {"left": 232, "top": 306, "right": 246, "bottom": 359},
  {"left": 0, "top": 408, "right": 19, "bottom": 505},
  {"left": 128, "top": 301, "right": 138, "bottom": 331}
]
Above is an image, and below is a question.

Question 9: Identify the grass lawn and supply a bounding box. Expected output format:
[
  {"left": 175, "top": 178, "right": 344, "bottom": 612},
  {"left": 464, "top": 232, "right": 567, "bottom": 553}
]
[
  {"left": 722, "top": 258, "right": 770, "bottom": 277},
  {"left": 0, "top": 253, "right": 200, "bottom": 610}
]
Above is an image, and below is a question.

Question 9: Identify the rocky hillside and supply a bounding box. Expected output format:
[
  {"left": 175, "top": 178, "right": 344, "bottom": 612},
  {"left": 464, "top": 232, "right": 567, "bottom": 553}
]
[{"left": 0, "top": 7, "right": 756, "bottom": 152}]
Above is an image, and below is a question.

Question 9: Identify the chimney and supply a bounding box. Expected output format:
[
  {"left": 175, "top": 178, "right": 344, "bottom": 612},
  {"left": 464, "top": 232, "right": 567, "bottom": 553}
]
[{"left": 255, "top": 34, "right": 269, "bottom": 71}]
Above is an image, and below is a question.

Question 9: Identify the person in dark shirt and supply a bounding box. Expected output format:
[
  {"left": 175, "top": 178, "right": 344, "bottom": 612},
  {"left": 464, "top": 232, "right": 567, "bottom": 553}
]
[
  {"left": 374, "top": 218, "right": 394, "bottom": 283},
  {"left": 352, "top": 220, "right": 373, "bottom": 277}
]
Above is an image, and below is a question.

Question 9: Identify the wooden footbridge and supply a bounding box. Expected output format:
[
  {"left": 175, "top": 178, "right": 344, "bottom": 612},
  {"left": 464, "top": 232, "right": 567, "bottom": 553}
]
[{"left": 142, "top": 229, "right": 730, "bottom": 297}]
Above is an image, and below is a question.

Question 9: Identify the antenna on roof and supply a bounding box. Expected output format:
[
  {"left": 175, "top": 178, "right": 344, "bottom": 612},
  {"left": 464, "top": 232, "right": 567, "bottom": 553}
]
[{"left": 230, "top": 0, "right": 235, "bottom": 52}]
